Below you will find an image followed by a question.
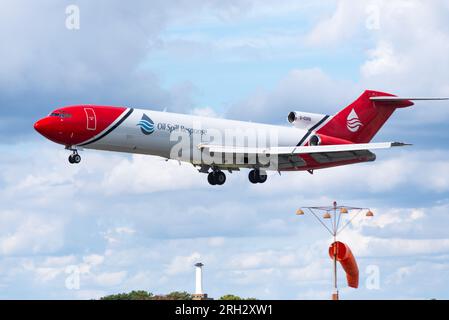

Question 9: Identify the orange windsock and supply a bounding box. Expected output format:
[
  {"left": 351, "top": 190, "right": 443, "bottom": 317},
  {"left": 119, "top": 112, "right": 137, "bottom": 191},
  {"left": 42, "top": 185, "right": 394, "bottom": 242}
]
[{"left": 328, "top": 241, "right": 359, "bottom": 288}]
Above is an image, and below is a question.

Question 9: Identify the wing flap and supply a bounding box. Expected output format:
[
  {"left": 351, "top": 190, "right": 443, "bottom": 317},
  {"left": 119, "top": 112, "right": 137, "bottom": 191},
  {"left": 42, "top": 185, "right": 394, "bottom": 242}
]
[{"left": 310, "top": 150, "right": 376, "bottom": 164}]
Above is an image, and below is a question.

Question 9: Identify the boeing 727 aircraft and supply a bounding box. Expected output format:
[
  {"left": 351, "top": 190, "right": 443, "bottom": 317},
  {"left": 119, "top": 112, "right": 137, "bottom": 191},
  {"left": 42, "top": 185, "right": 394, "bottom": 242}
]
[{"left": 34, "top": 90, "right": 447, "bottom": 185}]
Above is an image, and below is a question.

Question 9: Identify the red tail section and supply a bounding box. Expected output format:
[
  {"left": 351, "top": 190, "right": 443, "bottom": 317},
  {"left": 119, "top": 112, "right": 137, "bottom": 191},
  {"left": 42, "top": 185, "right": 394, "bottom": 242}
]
[{"left": 317, "top": 90, "right": 413, "bottom": 143}]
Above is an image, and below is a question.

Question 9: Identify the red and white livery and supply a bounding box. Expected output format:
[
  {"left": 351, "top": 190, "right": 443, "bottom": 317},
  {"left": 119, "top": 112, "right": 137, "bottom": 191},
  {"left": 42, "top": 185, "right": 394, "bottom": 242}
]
[{"left": 34, "top": 90, "right": 447, "bottom": 185}]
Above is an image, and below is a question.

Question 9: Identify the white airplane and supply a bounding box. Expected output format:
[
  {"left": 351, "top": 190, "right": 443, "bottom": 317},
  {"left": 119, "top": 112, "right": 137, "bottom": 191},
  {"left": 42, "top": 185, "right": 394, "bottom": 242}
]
[{"left": 34, "top": 90, "right": 447, "bottom": 185}]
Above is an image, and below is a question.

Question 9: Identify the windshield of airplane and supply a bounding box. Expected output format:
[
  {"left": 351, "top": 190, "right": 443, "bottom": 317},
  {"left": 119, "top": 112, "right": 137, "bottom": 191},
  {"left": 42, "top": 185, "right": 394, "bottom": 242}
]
[{"left": 50, "top": 111, "right": 72, "bottom": 118}]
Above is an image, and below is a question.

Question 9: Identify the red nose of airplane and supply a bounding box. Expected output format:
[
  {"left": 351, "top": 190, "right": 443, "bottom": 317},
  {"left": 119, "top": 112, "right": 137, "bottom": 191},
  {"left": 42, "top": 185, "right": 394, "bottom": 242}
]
[
  {"left": 34, "top": 118, "right": 48, "bottom": 136},
  {"left": 34, "top": 116, "right": 60, "bottom": 143}
]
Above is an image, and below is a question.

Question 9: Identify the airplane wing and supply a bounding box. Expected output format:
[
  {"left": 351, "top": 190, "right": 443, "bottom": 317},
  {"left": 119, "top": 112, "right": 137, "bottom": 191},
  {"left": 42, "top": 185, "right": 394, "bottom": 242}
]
[
  {"left": 198, "top": 142, "right": 410, "bottom": 170},
  {"left": 198, "top": 142, "right": 409, "bottom": 156},
  {"left": 198, "top": 142, "right": 408, "bottom": 170}
]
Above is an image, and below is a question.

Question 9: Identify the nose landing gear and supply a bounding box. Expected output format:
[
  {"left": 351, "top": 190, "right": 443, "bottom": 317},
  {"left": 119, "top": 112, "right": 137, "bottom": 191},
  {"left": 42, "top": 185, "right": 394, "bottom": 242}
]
[
  {"left": 68, "top": 149, "right": 81, "bottom": 164},
  {"left": 207, "top": 170, "right": 226, "bottom": 186},
  {"left": 248, "top": 169, "right": 267, "bottom": 184}
]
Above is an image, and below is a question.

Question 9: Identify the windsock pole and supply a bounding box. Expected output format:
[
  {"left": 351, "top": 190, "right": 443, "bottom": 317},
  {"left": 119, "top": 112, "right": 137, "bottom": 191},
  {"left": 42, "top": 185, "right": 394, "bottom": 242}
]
[{"left": 332, "top": 201, "right": 339, "bottom": 300}]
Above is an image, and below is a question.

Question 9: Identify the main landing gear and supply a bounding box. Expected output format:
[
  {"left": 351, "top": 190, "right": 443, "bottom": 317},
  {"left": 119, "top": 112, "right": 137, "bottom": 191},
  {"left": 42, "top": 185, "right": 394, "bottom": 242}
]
[
  {"left": 68, "top": 150, "right": 81, "bottom": 164},
  {"left": 207, "top": 170, "right": 226, "bottom": 186},
  {"left": 248, "top": 169, "right": 267, "bottom": 184},
  {"left": 206, "top": 169, "right": 267, "bottom": 185}
]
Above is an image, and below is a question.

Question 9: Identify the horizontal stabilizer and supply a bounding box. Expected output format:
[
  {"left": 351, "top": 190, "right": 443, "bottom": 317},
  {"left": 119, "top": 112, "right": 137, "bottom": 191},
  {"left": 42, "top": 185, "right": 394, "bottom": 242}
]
[{"left": 370, "top": 96, "right": 448, "bottom": 102}]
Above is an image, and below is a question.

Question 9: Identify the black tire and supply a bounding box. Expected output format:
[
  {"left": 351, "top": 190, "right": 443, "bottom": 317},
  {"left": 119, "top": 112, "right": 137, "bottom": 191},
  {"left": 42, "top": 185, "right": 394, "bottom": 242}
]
[
  {"left": 73, "top": 154, "right": 81, "bottom": 163},
  {"left": 254, "top": 169, "right": 261, "bottom": 181},
  {"left": 248, "top": 170, "right": 258, "bottom": 184},
  {"left": 216, "top": 171, "right": 226, "bottom": 185},
  {"left": 68, "top": 155, "right": 75, "bottom": 164},
  {"left": 207, "top": 172, "right": 217, "bottom": 185},
  {"left": 258, "top": 172, "right": 267, "bottom": 183}
]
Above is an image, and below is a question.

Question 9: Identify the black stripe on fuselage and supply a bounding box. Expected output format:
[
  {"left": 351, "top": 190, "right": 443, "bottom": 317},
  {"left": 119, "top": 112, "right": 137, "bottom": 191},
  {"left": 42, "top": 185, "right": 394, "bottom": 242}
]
[
  {"left": 296, "top": 115, "right": 330, "bottom": 146},
  {"left": 78, "top": 108, "right": 134, "bottom": 147}
]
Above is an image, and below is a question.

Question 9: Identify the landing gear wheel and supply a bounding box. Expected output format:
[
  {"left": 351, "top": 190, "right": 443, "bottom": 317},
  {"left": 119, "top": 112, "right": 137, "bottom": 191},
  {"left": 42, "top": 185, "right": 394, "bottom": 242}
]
[
  {"left": 208, "top": 172, "right": 217, "bottom": 185},
  {"left": 249, "top": 169, "right": 267, "bottom": 184},
  {"left": 73, "top": 154, "right": 81, "bottom": 164},
  {"left": 248, "top": 170, "right": 258, "bottom": 184},
  {"left": 216, "top": 171, "right": 226, "bottom": 185},
  {"left": 68, "top": 152, "right": 81, "bottom": 164},
  {"left": 208, "top": 171, "right": 226, "bottom": 186},
  {"left": 258, "top": 171, "right": 267, "bottom": 183}
]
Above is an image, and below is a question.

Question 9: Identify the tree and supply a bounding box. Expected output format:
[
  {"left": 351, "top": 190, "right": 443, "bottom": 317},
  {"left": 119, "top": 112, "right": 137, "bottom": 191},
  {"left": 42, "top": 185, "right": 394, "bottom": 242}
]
[
  {"left": 165, "top": 291, "right": 193, "bottom": 300},
  {"left": 100, "top": 290, "right": 153, "bottom": 300},
  {"left": 220, "top": 294, "right": 242, "bottom": 300},
  {"left": 100, "top": 290, "right": 192, "bottom": 300},
  {"left": 219, "top": 294, "right": 256, "bottom": 300}
]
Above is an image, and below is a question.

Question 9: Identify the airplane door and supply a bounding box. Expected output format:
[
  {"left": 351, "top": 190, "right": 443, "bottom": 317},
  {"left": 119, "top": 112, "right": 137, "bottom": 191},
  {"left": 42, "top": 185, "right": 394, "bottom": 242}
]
[{"left": 84, "top": 108, "right": 97, "bottom": 131}]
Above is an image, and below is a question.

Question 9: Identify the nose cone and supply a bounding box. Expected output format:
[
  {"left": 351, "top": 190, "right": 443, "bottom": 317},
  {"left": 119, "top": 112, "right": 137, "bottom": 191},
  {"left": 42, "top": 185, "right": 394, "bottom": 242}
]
[
  {"left": 34, "top": 118, "right": 49, "bottom": 136},
  {"left": 34, "top": 116, "right": 60, "bottom": 143}
]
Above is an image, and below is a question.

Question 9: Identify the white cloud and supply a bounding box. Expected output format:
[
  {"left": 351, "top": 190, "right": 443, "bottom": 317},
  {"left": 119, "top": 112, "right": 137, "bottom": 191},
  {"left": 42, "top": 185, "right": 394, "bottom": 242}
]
[
  {"left": 359, "top": 1, "right": 449, "bottom": 96},
  {"left": 230, "top": 0, "right": 449, "bottom": 126},
  {"left": 361, "top": 41, "right": 407, "bottom": 77},
  {"left": 227, "top": 68, "right": 357, "bottom": 122},
  {"left": 229, "top": 250, "right": 301, "bottom": 270},
  {"left": 34, "top": 267, "right": 64, "bottom": 283},
  {"left": 95, "top": 271, "right": 127, "bottom": 287},
  {"left": 305, "top": 0, "right": 365, "bottom": 46},
  {"left": 208, "top": 237, "right": 225, "bottom": 247},
  {"left": 0, "top": 213, "right": 65, "bottom": 255},
  {"left": 103, "top": 227, "right": 136, "bottom": 245},
  {"left": 83, "top": 255, "right": 105, "bottom": 267},
  {"left": 191, "top": 107, "right": 220, "bottom": 118},
  {"left": 252, "top": 150, "right": 449, "bottom": 196},
  {"left": 100, "top": 154, "right": 205, "bottom": 194},
  {"left": 287, "top": 260, "right": 330, "bottom": 283},
  {"left": 166, "top": 252, "right": 202, "bottom": 275}
]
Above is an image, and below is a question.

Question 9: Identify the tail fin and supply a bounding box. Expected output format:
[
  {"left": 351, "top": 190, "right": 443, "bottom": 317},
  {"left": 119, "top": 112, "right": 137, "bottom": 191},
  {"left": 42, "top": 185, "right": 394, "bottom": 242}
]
[{"left": 317, "top": 90, "right": 413, "bottom": 143}]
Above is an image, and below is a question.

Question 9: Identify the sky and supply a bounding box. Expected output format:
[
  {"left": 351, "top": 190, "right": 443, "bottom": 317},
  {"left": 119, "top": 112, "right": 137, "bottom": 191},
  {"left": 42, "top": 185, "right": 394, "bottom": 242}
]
[{"left": 0, "top": 0, "right": 449, "bottom": 299}]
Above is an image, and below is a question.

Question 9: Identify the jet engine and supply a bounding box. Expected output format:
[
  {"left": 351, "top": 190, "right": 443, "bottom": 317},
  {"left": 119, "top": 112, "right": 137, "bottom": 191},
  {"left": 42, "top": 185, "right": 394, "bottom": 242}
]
[
  {"left": 309, "top": 134, "right": 353, "bottom": 146},
  {"left": 287, "top": 111, "right": 327, "bottom": 130}
]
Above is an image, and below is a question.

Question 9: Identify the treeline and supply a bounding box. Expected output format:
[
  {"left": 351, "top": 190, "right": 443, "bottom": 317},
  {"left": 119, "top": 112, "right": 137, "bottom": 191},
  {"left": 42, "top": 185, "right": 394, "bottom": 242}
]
[{"left": 100, "top": 291, "right": 255, "bottom": 300}]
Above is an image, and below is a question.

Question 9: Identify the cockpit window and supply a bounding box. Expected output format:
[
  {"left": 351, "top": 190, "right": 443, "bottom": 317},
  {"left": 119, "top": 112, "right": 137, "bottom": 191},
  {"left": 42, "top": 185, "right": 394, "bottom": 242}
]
[{"left": 50, "top": 111, "right": 72, "bottom": 118}]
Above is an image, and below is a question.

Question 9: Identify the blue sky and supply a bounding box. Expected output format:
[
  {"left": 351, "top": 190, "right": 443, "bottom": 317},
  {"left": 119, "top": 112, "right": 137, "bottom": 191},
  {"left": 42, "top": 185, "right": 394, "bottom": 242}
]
[{"left": 0, "top": 0, "right": 449, "bottom": 299}]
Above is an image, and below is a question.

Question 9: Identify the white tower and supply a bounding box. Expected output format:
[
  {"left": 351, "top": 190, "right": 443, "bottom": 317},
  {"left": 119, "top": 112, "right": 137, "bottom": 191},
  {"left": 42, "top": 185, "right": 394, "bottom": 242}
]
[
  {"left": 195, "top": 262, "right": 203, "bottom": 295},
  {"left": 192, "top": 262, "right": 210, "bottom": 300}
]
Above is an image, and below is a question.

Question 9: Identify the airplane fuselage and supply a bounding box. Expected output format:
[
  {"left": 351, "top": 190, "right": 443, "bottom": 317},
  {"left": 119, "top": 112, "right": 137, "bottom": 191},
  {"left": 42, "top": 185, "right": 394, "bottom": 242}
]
[
  {"left": 82, "top": 107, "right": 305, "bottom": 160},
  {"left": 36, "top": 90, "right": 434, "bottom": 185}
]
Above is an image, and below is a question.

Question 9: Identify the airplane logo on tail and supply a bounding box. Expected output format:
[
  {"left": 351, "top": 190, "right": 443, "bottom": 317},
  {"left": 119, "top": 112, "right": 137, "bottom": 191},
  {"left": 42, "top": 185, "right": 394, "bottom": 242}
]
[
  {"left": 137, "top": 114, "right": 155, "bottom": 135},
  {"left": 346, "top": 109, "right": 363, "bottom": 132}
]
